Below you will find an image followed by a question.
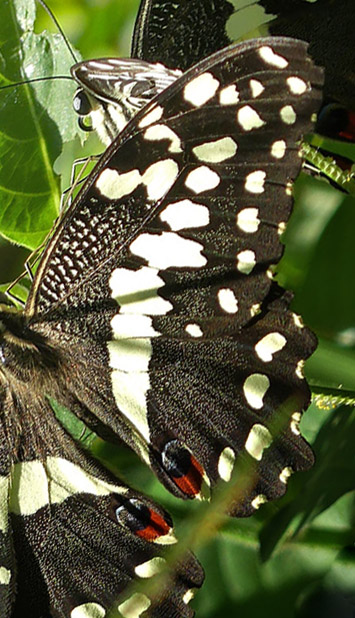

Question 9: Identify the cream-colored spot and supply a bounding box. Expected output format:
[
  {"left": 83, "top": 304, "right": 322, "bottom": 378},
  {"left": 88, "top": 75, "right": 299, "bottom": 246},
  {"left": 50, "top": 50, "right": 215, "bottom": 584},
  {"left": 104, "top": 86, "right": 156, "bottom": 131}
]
[
  {"left": 285, "top": 181, "right": 293, "bottom": 196},
  {"left": 250, "top": 303, "right": 260, "bottom": 317},
  {"left": 280, "top": 105, "right": 296, "bottom": 124},
  {"left": 135, "top": 557, "right": 166, "bottom": 578},
  {"left": 108, "top": 337, "right": 151, "bottom": 372},
  {"left": 0, "top": 476, "right": 9, "bottom": 532},
  {"left": 183, "top": 72, "right": 219, "bottom": 106},
  {"left": 185, "top": 165, "right": 221, "bottom": 193},
  {"left": 251, "top": 494, "right": 267, "bottom": 510},
  {"left": 218, "top": 447, "right": 235, "bottom": 482},
  {"left": 185, "top": 323, "right": 203, "bottom": 337},
  {"left": 217, "top": 288, "right": 238, "bottom": 313},
  {"left": 278, "top": 221, "right": 287, "bottom": 235},
  {"left": 118, "top": 593, "right": 151, "bottom": 618},
  {"left": 111, "top": 314, "right": 159, "bottom": 339},
  {"left": 236, "top": 249, "right": 256, "bottom": 274},
  {"left": 259, "top": 46, "right": 288, "bottom": 68},
  {"left": 95, "top": 159, "right": 178, "bottom": 202},
  {"left": 9, "top": 459, "right": 127, "bottom": 516},
  {"left": 250, "top": 79, "right": 265, "bottom": 98},
  {"left": 109, "top": 362, "right": 151, "bottom": 441},
  {"left": 279, "top": 467, "right": 293, "bottom": 484},
  {"left": 245, "top": 170, "right": 266, "bottom": 194},
  {"left": 219, "top": 84, "right": 240, "bottom": 106},
  {"left": 192, "top": 136, "right": 237, "bottom": 162},
  {"left": 237, "top": 105, "right": 265, "bottom": 131},
  {"left": 296, "top": 359, "right": 305, "bottom": 379},
  {"left": 109, "top": 266, "right": 172, "bottom": 315},
  {"left": 160, "top": 199, "right": 210, "bottom": 231},
  {"left": 291, "top": 412, "right": 301, "bottom": 435},
  {"left": 138, "top": 105, "right": 164, "bottom": 128},
  {"left": 185, "top": 165, "right": 220, "bottom": 193},
  {"left": 71, "top": 603, "right": 106, "bottom": 618},
  {"left": 237, "top": 207, "right": 260, "bottom": 233},
  {"left": 243, "top": 374, "right": 270, "bottom": 410},
  {"left": 130, "top": 232, "right": 206, "bottom": 268},
  {"left": 142, "top": 159, "right": 179, "bottom": 201},
  {"left": 271, "top": 139, "right": 286, "bottom": 159},
  {"left": 293, "top": 313, "right": 304, "bottom": 329},
  {"left": 144, "top": 124, "right": 182, "bottom": 153},
  {"left": 183, "top": 590, "right": 195, "bottom": 605},
  {"left": 245, "top": 424, "right": 273, "bottom": 460},
  {"left": 0, "top": 567, "right": 11, "bottom": 585},
  {"left": 154, "top": 529, "right": 177, "bottom": 545},
  {"left": 9, "top": 460, "right": 49, "bottom": 516},
  {"left": 96, "top": 168, "right": 141, "bottom": 199},
  {"left": 255, "top": 332, "right": 287, "bottom": 362},
  {"left": 287, "top": 76, "right": 307, "bottom": 95}
]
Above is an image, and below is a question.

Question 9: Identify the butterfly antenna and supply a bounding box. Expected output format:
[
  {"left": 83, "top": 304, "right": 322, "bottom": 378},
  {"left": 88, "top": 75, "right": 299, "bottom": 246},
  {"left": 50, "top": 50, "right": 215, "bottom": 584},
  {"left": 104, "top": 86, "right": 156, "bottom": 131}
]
[
  {"left": 36, "top": 0, "right": 79, "bottom": 64},
  {"left": 0, "top": 76, "right": 74, "bottom": 92}
]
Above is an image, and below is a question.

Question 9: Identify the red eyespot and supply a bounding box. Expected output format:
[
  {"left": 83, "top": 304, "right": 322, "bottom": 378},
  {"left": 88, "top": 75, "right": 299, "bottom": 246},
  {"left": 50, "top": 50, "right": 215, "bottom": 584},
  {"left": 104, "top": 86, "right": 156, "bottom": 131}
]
[{"left": 161, "top": 440, "right": 204, "bottom": 497}]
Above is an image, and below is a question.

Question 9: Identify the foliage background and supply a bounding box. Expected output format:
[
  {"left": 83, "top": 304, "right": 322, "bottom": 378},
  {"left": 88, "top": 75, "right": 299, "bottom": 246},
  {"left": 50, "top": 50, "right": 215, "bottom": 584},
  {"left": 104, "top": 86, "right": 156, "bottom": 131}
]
[{"left": 0, "top": 0, "right": 355, "bottom": 616}]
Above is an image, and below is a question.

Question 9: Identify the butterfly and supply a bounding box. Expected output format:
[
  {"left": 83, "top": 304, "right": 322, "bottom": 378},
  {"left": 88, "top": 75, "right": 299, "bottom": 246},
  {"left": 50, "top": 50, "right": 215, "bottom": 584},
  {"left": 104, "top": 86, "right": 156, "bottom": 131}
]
[{"left": 0, "top": 33, "right": 323, "bottom": 617}]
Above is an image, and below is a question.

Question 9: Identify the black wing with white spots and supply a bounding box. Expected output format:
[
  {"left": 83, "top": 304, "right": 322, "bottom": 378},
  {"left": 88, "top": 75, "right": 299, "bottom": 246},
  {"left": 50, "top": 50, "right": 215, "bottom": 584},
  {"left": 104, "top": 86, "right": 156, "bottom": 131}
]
[{"left": 8, "top": 38, "right": 321, "bottom": 519}]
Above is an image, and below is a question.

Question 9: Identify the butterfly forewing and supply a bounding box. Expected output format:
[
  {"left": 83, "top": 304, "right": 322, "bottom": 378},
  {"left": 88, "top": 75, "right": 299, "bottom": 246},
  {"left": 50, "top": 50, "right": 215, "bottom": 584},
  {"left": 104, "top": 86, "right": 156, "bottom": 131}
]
[
  {"left": 28, "top": 38, "right": 322, "bottom": 317},
  {"left": 22, "top": 38, "right": 323, "bottom": 515}
]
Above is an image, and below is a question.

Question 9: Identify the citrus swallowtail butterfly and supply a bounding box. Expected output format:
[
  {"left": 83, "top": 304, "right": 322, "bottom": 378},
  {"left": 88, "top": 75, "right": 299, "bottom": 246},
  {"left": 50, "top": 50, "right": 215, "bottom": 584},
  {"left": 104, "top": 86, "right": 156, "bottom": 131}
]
[{"left": 0, "top": 33, "right": 322, "bottom": 616}]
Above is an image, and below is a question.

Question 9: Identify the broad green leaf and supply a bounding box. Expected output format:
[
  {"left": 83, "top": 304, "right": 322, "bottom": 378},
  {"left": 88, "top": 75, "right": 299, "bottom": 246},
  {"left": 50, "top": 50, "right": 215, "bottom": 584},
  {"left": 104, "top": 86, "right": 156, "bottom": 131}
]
[{"left": 0, "top": 0, "right": 80, "bottom": 248}]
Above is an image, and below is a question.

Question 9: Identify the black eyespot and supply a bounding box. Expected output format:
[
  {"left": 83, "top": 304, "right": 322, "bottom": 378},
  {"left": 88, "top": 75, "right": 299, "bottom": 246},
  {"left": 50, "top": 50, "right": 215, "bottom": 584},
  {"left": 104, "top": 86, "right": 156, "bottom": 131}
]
[
  {"left": 73, "top": 89, "right": 92, "bottom": 116},
  {"left": 78, "top": 116, "right": 93, "bottom": 132},
  {"left": 115, "top": 498, "right": 172, "bottom": 541},
  {"left": 162, "top": 440, "right": 191, "bottom": 478},
  {"left": 115, "top": 498, "right": 151, "bottom": 533}
]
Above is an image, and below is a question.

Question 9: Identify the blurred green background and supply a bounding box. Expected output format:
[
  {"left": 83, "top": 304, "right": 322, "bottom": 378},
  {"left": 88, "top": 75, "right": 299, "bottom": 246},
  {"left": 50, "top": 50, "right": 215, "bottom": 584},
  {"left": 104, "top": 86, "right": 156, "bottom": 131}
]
[{"left": 1, "top": 1, "right": 355, "bottom": 616}]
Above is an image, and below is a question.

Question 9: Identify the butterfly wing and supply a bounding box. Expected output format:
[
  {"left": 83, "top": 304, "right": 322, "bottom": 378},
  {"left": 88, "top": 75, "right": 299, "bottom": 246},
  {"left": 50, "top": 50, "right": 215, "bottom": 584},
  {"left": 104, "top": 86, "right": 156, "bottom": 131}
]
[
  {"left": 0, "top": 388, "right": 203, "bottom": 617},
  {"left": 131, "top": 0, "right": 233, "bottom": 71},
  {"left": 25, "top": 38, "right": 323, "bottom": 515}
]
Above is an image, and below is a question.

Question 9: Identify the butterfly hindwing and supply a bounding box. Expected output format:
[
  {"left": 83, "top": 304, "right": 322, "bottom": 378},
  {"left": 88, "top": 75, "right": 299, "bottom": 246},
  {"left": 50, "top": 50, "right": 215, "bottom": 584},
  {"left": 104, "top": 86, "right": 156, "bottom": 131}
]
[
  {"left": 0, "top": 390, "right": 203, "bottom": 617},
  {"left": 23, "top": 38, "right": 322, "bottom": 515},
  {"left": 131, "top": 0, "right": 233, "bottom": 71}
]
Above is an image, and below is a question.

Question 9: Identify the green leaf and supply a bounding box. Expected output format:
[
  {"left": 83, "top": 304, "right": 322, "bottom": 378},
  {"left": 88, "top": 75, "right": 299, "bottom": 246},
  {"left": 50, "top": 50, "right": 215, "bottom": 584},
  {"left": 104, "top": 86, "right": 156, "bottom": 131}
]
[{"left": 0, "top": 0, "right": 80, "bottom": 248}]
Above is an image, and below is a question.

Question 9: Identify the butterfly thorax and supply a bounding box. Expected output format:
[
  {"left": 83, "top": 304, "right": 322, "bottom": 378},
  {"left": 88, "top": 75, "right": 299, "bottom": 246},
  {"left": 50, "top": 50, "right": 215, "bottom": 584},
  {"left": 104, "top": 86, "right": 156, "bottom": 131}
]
[
  {"left": 0, "top": 306, "right": 59, "bottom": 384},
  {"left": 0, "top": 306, "right": 75, "bottom": 463}
]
